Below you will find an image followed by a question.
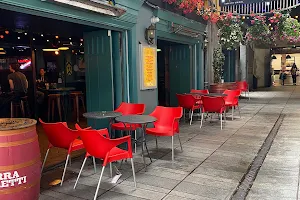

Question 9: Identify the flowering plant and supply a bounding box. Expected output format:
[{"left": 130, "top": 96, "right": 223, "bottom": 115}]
[
  {"left": 197, "top": 7, "right": 220, "bottom": 23},
  {"left": 276, "top": 17, "right": 300, "bottom": 43},
  {"left": 164, "top": 0, "right": 204, "bottom": 14},
  {"left": 245, "top": 15, "right": 273, "bottom": 46},
  {"left": 218, "top": 13, "right": 243, "bottom": 50},
  {"left": 213, "top": 47, "right": 225, "bottom": 83}
]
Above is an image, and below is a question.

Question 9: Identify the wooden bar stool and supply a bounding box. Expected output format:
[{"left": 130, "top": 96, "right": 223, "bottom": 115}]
[
  {"left": 70, "top": 91, "right": 86, "bottom": 122},
  {"left": 48, "top": 94, "right": 63, "bottom": 122},
  {"left": 10, "top": 96, "right": 30, "bottom": 118}
]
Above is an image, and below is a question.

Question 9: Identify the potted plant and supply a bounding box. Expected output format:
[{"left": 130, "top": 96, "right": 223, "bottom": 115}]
[{"left": 213, "top": 47, "right": 225, "bottom": 83}]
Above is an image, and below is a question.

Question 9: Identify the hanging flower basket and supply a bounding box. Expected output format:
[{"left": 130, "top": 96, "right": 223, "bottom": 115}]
[{"left": 213, "top": 47, "right": 225, "bottom": 83}]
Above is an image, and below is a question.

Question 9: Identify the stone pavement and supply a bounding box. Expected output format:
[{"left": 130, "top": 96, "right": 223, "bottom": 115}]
[{"left": 39, "top": 86, "right": 300, "bottom": 200}]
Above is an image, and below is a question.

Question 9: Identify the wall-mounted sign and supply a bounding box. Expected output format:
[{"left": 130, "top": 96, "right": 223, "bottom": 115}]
[
  {"left": 140, "top": 44, "right": 157, "bottom": 90},
  {"left": 220, "top": 0, "right": 266, "bottom": 6}
]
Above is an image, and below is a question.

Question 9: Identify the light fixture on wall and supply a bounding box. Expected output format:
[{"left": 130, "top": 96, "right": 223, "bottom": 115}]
[
  {"left": 145, "top": 16, "right": 160, "bottom": 45},
  {"left": 286, "top": 55, "right": 292, "bottom": 59},
  {"left": 271, "top": 55, "right": 277, "bottom": 59}
]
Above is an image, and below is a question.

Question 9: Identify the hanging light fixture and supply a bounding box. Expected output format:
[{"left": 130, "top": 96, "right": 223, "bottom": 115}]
[
  {"left": 58, "top": 47, "right": 69, "bottom": 51},
  {"left": 271, "top": 55, "right": 277, "bottom": 59},
  {"left": 286, "top": 55, "right": 292, "bottom": 59}
]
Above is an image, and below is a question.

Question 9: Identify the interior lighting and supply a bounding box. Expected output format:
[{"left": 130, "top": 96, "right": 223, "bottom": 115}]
[
  {"left": 24, "top": 32, "right": 27, "bottom": 35},
  {"left": 296, "top": 16, "right": 299, "bottom": 19},
  {"left": 69, "top": 37, "right": 72, "bottom": 40},
  {"left": 270, "top": 27, "right": 273, "bottom": 30},
  {"left": 47, "top": 40, "right": 50, "bottom": 42},
  {"left": 58, "top": 47, "right": 69, "bottom": 50},
  {"left": 0, "top": 35, "right": 4, "bottom": 39},
  {"left": 70, "top": 42, "right": 73, "bottom": 45},
  {"left": 0, "top": 52, "right": 6, "bottom": 55},
  {"left": 0, "top": 48, "right": 4, "bottom": 51},
  {"left": 242, "top": 16, "right": 245, "bottom": 19},
  {"left": 265, "top": 1, "right": 270, "bottom": 6},
  {"left": 271, "top": 55, "right": 277, "bottom": 59},
  {"left": 17, "top": 37, "right": 20, "bottom": 40},
  {"left": 55, "top": 51, "right": 59, "bottom": 55},
  {"left": 43, "top": 48, "right": 59, "bottom": 52},
  {"left": 20, "top": 61, "right": 31, "bottom": 69},
  {"left": 55, "top": 36, "right": 59, "bottom": 39},
  {"left": 157, "top": 49, "right": 161, "bottom": 52},
  {"left": 41, "top": 34, "right": 44, "bottom": 37},
  {"left": 33, "top": 38, "right": 36, "bottom": 41},
  {"left": 5, "top": 30, "right": 9, "bottom": 34},
  {"left": 286, "top": 55, "right": 292, "bottom": 59},
  {"left": 80, "top": 39, "right": 83, "bottom": 42}
]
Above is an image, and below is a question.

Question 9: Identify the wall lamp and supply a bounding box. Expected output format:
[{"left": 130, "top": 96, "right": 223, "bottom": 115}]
[
  {"left": 271, "top": 55, "right": 277, "bottom": 59},
  {"left": 145, "top": 16, "right": 159, "bottom": 45}
]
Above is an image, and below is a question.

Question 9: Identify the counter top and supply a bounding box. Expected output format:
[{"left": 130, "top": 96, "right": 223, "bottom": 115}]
[{"left": 0, "top": 118, "right": 37, "bottom": 131}]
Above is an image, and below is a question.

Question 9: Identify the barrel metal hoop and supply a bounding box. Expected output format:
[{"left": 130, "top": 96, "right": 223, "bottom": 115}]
[
  {"left": 0, "top": 126, "right": 36, "bottom": 136},
  {"left": 0, "top": 178, "right": 39, "bottom": 194},
  {"left": 0, "top": 157, "right": 40, "bottom": 172},
  {"left": 0, "top": 136, "right": 38, "bottom": 147}
]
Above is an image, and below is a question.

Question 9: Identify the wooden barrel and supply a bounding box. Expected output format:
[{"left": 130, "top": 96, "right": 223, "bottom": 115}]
[
  {"left": 210, "top": 82, "right": 237, "bottom": 93},
  {"left": 0, "top": 118, "right": 40, "bottom": 200}
]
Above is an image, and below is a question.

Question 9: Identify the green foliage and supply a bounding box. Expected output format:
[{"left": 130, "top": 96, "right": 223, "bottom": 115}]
[{"left": 213, "top": 47, "right": 225, "bottom": 83}]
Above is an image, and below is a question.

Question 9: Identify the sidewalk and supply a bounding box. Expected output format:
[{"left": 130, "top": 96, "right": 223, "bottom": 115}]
[{"left": 40, "top": 86, "right": 300, "bottom": 200}]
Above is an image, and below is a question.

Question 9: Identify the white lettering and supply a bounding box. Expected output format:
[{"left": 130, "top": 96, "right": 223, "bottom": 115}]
[{"left": 0, "top": 171, "right": 27, "bottom": 188}]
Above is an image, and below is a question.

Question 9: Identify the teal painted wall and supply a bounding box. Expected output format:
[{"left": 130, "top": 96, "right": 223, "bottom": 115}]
[{"left": 223, "top": 50, "right": 236, "bottom": 82}]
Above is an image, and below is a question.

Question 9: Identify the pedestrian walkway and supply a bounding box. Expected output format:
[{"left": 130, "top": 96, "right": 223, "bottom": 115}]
[{"left": 40, "top": 86, "right": 300, "bottom": 200}]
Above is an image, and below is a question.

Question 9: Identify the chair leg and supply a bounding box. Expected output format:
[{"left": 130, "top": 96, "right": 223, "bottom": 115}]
[
  {"left": 171, "top": 136, "right": 174, "bottom": 162},
  {"left": 183, "top": 109, "right": 186, "bottom": 121},
  {"left": 134, "top": 130, "right": 137, "bottom": 154},
  {"left": 57, "top": 97, "right": 62, "bottom": 122},
  {"left": 61, "top": 154, "right": 70, "bottom": 186},
  {"left": 10, "top": 102, "right": 13, "bottom": 118},
  {"left": 94, "top": 166, "right": 105, "bottom": 200},
  {"left": 248, "top": 91, "right": 250, "bottom": 100},
  {"left": 238, "top": 106, "right": 241, "bottom": 118},
  {"left": 177, "top": 134, "right": 183, "bottom": 152},
  {"left": 200, "top": 113, "right": 204, "bottom": 128},
  {"left": 93, "top": 157, "right": 97, "bottom": 173},
  {"left": 75, "top": 96, "right": 79, "bottom": 123},
  {"left": 220, "top": 113, "right": 223, "bottom": 130},
  {"left": 20, "top": 100, "right": 25, "bottom": 117},
  {"left": 110, "top": 163, "right": 113, "bottom": 178},
  {"left": 189, "top": 110, "right": 194, "bottom": 125},
  {"left": 74, "top": 157, "right": 87, "bottom": 189},
  {"left": 131, "top": 158, "right": 137, "bottom": 188},
  {"left": 155, "top": 136, "right": 158, "bottom": 150},
  {"left": 41, "top": 148, "right": 50, "bottom": 173},
  {"left": 80, "top": 96, "right": 86, "bottom": 112},
  {"left": 232, "top": 106, "right": 234, "bottom": 121}
]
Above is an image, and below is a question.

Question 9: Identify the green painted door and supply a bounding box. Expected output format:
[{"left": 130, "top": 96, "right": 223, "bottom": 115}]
[
  {"left": 169, "top": 45, "right": 191, "bottom": 106},
  {"left": 84, "top": 30, "right": 113, "bottom": 128}
]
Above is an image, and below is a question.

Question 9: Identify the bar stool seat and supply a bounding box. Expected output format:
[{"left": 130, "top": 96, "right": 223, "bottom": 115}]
[
  {"left": 70, "top": 91, "right": 86, "bottom": 122},
  {"left": 48, "top": 94, "right": 63, "bottom": 122}
]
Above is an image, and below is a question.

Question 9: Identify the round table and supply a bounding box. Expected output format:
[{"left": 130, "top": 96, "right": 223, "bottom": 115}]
[
  {"left": 115, "top": 115, "right": 156, "bottom": 171},
  {"left": 83, "top": 111, "right": 121, "bottom": 136},
  {"left": 204, "top": 93, "right": 228, "bottom": 97}
]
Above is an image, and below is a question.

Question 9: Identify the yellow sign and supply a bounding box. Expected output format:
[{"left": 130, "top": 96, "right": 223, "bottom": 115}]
[{"left": 141, "top": 46, "right": 157, "bottom": 89}]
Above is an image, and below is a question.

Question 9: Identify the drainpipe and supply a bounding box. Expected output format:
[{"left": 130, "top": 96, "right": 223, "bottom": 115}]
[{"left": 125, "top": 30, "right": 130, "bottom": 103}]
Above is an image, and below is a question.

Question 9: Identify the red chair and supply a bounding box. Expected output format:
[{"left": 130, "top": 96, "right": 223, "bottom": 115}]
[
  {"left": 190, "top": 89, "right": 209, "bottom": 94},
  {"left": 39, "top": 119, "right": 96, "bottom": 186},
  {"left": 111, "top": 102, "right": 145, "bottom": 153},
  {"left": 74, "top": 124, "right": 136, "bottom": 200},
  {"left": 146, "top": 106, "right": 183, "bottom": 161},
  {"left": 176, "top": 94, "right": 201, "bottom": 125},
  {"left": 223, "top": 89, "right": 241, "bottom": 120},
  {"left": 200, "top": 96, "right": 226, "bottom": 130},
  {"left": 236, "top": 81, "right": 250, "bottom": 100}
]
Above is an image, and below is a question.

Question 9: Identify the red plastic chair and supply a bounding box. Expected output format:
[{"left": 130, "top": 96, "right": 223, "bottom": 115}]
[
  {"left": 176, "top": 94, "right": 201, "bottom": 125},
  {"left": 223, "top": 89, "right": 242, "bottom": 120},
  {"left": 111, "top": 102, "right": 145, "bottom": 153},
  {"left": 200, "top": 96, "right": 226, "bottom": 130},
  {"left": 39, "top": 119, "right": 96, "bottom": 186},
  {"left": 146, "top": 106, "right": 183, "bottom": 161},
  {"left": 190, "top": 89, "right": 209, "bottom": 94},
  {"left": 74, "top": 124, "right": 136, "bottom": 200},
  {"left": 236, "top": 81, "right": 250, "bottom": 100}
]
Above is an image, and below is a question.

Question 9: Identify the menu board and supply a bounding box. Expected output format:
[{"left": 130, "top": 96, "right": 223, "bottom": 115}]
[
  {"left": 140, "top": 44, "right": 157, "bottom": 90},
  {"left": 220, "top": 0, "right": 265, "bottom": 5}
]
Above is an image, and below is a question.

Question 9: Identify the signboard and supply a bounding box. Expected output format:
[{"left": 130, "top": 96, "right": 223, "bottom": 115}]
[
  {"left": 220, "top": 0, "right": 266, "bottom": 6},
  {"left": 140, "top": 44, "right": 157, "bottom": 90}
]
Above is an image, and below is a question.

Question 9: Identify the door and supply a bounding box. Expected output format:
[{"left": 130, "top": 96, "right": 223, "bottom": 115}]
[
  {"left": 84, "top": 30, "right": 113, "bottom": 128},
  {"left": 169, "top": 45, "right": 191, "bottom": 106}
]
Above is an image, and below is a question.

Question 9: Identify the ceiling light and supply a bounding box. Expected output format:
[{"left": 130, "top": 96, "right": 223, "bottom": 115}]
[
  {"left": 70, "top": 42, "right": 73, "bottom": 45},
  {"left": 157, "top": 49, "right": 161, "bottom": 52},
  {"left": 17, "top": 37, "right": 20, "bottom": 40},
  {"left": 80, "top": 39, "right": 83, "bottom": 42},
  {"left": 0, "top": 48, "right": 4, "bottom": 51},
  {"left": 33, "top": 38, "right": 36, "bottom": 41},
  {"left": 47, "top": 40, "right": 50, "bottom": 42},
  {"left": 271, "top": 55, "right": 277, "bottom": 59},
  {"left": 41, "top": 34, "right": 44, "bottom": 37},
  {"left": 43, "top": 48, "right": 59, "bottom": 52},
  {"left": 286, "top": 55, "right": 292, "bottom": 59},
  {"left": 55, "top": 36, "right": 59, "bottom": 39},
  {"left": 0, "top": 35, "right": 4, "bottom": 39},
  {"left": 55, "top": 51, "right": 59, "bottom": 55},
  {"left": 69, "top": 38, "right": 72, "bottom": 40},
  {"left": 295, "top": 16, "right": 299, "bottom": 19},
  {"left": 0, "top": 52, "right": 6, "bottom": 55},
  {"left": 5, "top": 30, "right": 9, "bottom": 35},
  {"left": 24, "top": 32, "right": 27, "bottom": 35},
  {"left": 58, "top": 47, "right": 69, "bottom": 50}
]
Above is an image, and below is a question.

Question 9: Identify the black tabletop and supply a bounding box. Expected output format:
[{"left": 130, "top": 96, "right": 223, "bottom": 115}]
[
  {"left": 83, "top": 111, "right": 122, "bottom": 119},
  {"left": 204, "top": 93, "right": 228, "bottom": 97},
  {"left": 115, "top": 115, "right": 157, "bottom": 124}
]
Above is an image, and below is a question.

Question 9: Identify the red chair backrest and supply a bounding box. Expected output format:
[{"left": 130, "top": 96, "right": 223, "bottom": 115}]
[
  {"left": 176, "top": 94, "right": 197, "bottom": 109},
  {"left": 190, "top": 89, "right": 209, "bottom": 94},
  {"left": 39, "top": 119, "right": 78, "bottom": 149},
  {"left": 75, "top": 125, "right": 125, "bottom": 159},
  {"left": 223, "top": 89, "right": 237, "bottom": 102},
  {"left": 149, "top": 106, "right": 183, "bottom": 133},
  {"left": 114, "top": 102, "right": 145, "bottom": 115},
  {"left": 201, "top": 96, "right": 225, "bottom": 113},
  {"left": 236, "top": 81, "right": 248, "bottom": 91}
]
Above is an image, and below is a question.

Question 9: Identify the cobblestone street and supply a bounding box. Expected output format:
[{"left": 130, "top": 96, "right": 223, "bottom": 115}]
[{"left": 40, "top": 86, "right": 300, "bottom": 200}]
